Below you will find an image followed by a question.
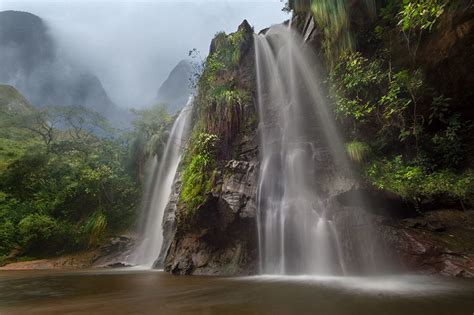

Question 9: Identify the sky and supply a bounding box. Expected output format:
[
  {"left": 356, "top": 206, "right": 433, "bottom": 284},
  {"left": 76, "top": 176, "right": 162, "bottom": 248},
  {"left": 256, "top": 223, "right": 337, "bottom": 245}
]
[{"left": 0, "top": 0, "right": 288, "bottom": 108}]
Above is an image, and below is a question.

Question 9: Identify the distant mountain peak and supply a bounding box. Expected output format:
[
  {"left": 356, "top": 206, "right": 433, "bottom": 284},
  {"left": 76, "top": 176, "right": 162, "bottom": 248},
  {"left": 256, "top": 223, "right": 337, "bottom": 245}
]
[
  {"left": 155, "top": 59, "right": 193, "bottom": 114},
  {"left": 0, "top": 10, "right": 132, "bottom": 127},
  {"left": 0, "top": 85, "right": 32, "bottom": 114}
]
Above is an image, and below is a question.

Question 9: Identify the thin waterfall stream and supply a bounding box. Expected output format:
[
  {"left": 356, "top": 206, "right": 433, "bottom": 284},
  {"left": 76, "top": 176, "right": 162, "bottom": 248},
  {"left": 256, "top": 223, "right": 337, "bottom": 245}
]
[{"left": 129, "top": 99, "right": 193, "bottom": 268}]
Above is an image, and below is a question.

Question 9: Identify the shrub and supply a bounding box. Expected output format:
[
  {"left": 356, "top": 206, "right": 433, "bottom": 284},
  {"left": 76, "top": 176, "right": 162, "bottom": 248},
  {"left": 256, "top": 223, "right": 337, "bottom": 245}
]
[
  {"left": 330, "top": 51, "right": 384, "bottom": 124},
  {"left": 346, "top": 141, "right": 370, "bottom": 163},
  {"left": 0, "top": 220, "right": 16, "bottom": 255},
  {"left": 366, "top": 156, "right": 474, "bottom": 208},
  {"left": 18, "top": 214, "right": 59, "bottom": 253},
  {"left": 84, "top": 211, "right": 108, "bottom": 246}
]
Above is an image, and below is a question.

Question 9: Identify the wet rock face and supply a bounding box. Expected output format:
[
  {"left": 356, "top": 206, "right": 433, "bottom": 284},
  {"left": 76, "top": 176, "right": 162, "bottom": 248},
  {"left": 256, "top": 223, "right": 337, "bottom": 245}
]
[
  {"left": 332, "top": 189, "right": 474, "bottom": 277},
  {"left": 221, "top": 160, "right": 258, "bottom": 218},
  {"left": 167, "top": 153, "right": 261, "bottom": 276},
  {"left": 418, "top": 2, "right": 474, "bottom": 119},
  {"left": 379, "top": 210, "right": 474, "bottom": 277},
  {"left": 164, "top": 160, "right": 259, "bottom": 275},
  {"left": 161, "top": 20, "right": 260, "bottom": 276}
]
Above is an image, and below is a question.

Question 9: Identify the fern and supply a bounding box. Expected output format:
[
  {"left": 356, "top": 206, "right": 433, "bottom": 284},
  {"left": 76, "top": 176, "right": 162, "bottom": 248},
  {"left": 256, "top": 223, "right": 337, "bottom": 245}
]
[{"left": 85, "top": 211, "right": 107, "bottom": 246}]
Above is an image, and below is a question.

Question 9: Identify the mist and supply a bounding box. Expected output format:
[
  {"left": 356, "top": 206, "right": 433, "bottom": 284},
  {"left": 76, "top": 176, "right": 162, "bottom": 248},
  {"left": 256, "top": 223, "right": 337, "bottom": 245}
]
[{"left": 1, "top": 0, "right": 288, "bottom": 108}]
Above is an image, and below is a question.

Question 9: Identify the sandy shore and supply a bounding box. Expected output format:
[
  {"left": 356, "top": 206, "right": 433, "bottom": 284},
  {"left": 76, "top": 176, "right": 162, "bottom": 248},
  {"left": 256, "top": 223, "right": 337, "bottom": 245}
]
[{"left": 0, "top": 251, "right": 97, "bottom": 270}]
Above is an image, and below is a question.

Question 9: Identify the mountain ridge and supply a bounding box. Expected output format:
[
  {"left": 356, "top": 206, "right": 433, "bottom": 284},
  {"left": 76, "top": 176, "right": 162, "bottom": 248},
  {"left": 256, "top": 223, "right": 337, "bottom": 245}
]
[
  {"left": 0, "top": 10, "right": 131, "bottom": 127},
  {"left": 155, "top": 59, "right": 193, "bottom": 114}
]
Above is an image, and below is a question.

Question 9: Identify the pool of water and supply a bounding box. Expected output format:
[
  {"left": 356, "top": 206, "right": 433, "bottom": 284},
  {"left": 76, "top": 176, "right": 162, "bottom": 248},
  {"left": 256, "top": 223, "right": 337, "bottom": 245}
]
[{"left": 0, "top": 270, "right": 473, "bottom": 314}]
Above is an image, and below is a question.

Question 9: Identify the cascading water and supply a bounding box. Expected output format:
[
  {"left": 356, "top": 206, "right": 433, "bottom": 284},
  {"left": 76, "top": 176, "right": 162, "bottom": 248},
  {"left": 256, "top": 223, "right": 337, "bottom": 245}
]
[
  {"left": 255, "top": 25, "right": 384, "bottom": 276},
  {"left": 129, "top": 98, "right": 193, "bottom": 268}
]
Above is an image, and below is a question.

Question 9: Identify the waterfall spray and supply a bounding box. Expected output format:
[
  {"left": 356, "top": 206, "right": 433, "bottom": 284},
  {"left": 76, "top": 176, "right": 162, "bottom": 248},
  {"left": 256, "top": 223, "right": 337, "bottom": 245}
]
[
  {"left": 255, "top": 25, "right": 385, "bottom": 275},
  {"left": 130, "top": 98, "right": 193, "bottom": 268}
]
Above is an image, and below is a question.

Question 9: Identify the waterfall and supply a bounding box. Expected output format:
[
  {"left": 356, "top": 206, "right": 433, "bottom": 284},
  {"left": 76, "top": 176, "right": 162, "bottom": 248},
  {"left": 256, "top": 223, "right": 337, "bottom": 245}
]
[
  {"left": 255, "top": 25, "right": 384, "bottom": 275},
  {"left": 130, "top": 98, "right": 193, "bottom": 268}
]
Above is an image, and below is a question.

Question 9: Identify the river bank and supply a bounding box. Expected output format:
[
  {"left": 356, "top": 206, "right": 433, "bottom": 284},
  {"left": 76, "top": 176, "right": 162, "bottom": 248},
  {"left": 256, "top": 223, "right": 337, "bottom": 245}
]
[
  {"left": 0, "top": 251, "right": 96, "bottom": 271},
  {"left": 0, "top": 235, "right": 135, "bottom": 271}
]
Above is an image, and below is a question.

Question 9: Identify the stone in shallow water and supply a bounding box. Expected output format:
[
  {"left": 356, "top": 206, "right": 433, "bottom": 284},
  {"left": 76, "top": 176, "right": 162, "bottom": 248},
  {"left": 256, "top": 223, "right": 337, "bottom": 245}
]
[{"left": 106, "top": 262, "right": 134, "bottom": 268}]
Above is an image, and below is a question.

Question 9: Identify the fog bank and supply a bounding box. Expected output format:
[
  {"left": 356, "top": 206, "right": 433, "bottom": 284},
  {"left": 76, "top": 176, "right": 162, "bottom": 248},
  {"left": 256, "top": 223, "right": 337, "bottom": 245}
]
[{"left": 1, "top": 0, "right": 287, "bottom": 108}]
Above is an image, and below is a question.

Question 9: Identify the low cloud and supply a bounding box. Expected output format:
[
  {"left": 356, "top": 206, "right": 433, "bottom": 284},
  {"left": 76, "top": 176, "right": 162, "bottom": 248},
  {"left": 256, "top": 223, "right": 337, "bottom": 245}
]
[{"left": 1, "top": 0, "right": 288, "bottom": 108}]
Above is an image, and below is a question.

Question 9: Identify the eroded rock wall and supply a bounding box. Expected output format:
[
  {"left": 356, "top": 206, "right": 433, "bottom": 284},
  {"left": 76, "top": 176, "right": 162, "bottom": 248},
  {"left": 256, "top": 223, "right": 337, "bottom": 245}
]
[{"left": 162, "top": 20, "right": 260, "bottom": 275}]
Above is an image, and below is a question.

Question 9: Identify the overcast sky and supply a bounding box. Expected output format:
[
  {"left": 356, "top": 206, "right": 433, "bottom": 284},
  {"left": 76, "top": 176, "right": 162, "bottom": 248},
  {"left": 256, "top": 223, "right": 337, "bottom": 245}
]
[{"left": 1, "top": 0, "right": 288, "bottom": 108}]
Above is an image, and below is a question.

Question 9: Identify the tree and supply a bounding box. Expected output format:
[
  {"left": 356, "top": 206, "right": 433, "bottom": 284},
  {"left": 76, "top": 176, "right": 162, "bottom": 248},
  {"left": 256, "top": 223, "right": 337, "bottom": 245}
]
[
  {"left": 397, "top": 0, "right": 447, "bottom": 63},
  {"left": 17, "top": 106, "right": 62, "bottom": 150},
  {"left": 128, "top": 105, "right": 173, "bottom": 179},
  {"left": 56, "top": 105, "right": 110, "bottom": 142}
]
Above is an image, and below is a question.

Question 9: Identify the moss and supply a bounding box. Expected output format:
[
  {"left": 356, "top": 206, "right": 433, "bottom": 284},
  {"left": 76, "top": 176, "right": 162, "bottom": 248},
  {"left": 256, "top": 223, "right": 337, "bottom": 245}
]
[
  {"left": 197, "top": 27, "right": 248, "bottom": 109},
  {"left": 178, "top": 133, "right": 219, "bottom": 222},
  {"left": 193, "top": 27, "right": 252, "bottom": 153},
  {"left": 175, "top": 24, "right": 255, "bottom": 227},
  {"left": 201, "top": 29, "right": 245, "bottom": 91}
]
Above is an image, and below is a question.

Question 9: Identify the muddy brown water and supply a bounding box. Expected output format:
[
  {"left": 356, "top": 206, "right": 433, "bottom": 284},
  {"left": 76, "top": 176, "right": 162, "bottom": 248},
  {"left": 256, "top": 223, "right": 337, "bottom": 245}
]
[{"left": 0, "top": 269, "right": 473, "bottom": 314}]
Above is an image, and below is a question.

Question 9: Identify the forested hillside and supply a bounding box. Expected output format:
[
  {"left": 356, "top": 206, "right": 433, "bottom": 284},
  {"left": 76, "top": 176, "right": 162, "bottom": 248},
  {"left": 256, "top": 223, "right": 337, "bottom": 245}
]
[{"left": 0, "top": 85, "right": 174, "bottom": 265}]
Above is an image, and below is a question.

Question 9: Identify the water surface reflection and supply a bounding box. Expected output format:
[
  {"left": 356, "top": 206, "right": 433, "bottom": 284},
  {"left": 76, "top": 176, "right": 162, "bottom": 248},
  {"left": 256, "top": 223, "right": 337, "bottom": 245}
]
[{"left": 0, "top": 270, "right": 473, "bottom": 314}]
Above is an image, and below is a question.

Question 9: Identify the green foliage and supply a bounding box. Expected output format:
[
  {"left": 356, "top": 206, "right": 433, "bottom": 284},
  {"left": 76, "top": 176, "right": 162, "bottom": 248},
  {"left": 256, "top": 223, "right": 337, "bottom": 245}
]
[
  {"left": 128, "top": 105, "right": 173, "bottom": 181},
  {"left": 0, "top": 219, "right": 16, "bottom": 255},
  {"left": 174, "top": 25, "right": 253, "bottom": 229},
  {"left": 18, "top": 214, "right": 59, "bottom": 253},
  {"left": 430, "top": 113, "right": 465, "bottom": 167},
  {"left": 346, "top": 141, "right": 370, "bottom": 163},
  {"left": 0, "top": 105, "right": 140, "bottom": 257},
  {"left": 84, "top": 211, "right": 108, "bottom": 246},
  {"left": 198, "top": 29, "right": 249, "bottom": 109},
  {"left": 0, "top": 146, "right": 138, "bottom": 255},
  {"left": 179, "top": 133, "right": 219, "bottom": 218},
  {"left": 200, "top": 30, "right": 244, "bottom": 90},
  {"left": 366, "top": 156, "right": 473, "bottom": 207},
  {"left": 397, "top": 0, "right": 448, "bottom": 61},
  {"left": 398, "top": 0, "right": 447, "bottom": 32},
  {"left": 329, "top": 1, "right": 473, "bottom": 211},
  {"left": 289, "top": 0, "right": 376, "bottom": 63},
  {"left": 330, "top": 51, "right": 459, "bottom": 161},
  {"left": 208, "top": 86, "right": 250, "bottom": 110},
  {"left": 331, "top": 51, "right": 470, "bottom": 207},
  {"left": 0, "top": 110, "right": 42, "bottom": 171},
  {"left": 193, "top": 28, "right": 251, "bottom": 149},
  {"left": 331, "top": 52, "right": 384, "bottom": 123},
  {"left": 310, "top": 0, "right": 355, "bottom": 59},
  {"left": 131, "top": 105, "right": 173, "bottom": 158},
  {"left": 212, "top": 30, "right": 244, "bottom": 69},
  {"left": 330, "top": 51, "right": 421, "bottom": 144}
]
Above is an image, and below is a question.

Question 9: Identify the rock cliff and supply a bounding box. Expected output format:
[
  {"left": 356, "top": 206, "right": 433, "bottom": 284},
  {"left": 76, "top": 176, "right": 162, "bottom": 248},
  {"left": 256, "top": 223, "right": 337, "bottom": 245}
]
[
  {"left": 161, "top": 20, "right": 260, "bottom": 275},
  {"left": 158, "top": 5, "right": 474, "bottom": 277}
]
